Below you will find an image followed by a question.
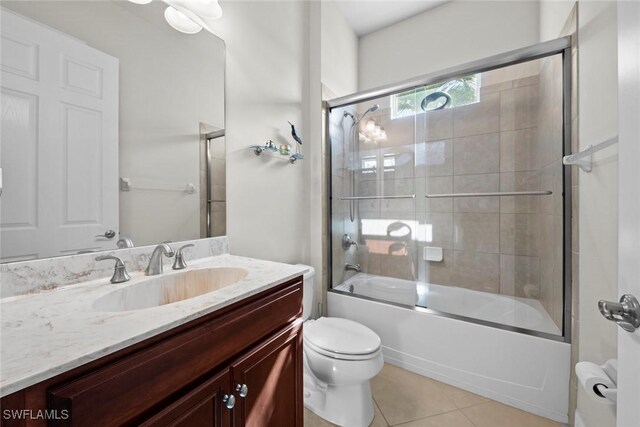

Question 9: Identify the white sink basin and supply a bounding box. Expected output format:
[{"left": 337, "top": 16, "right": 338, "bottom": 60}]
[{"left": 93, "top": 267, "right": 249, "bottom": 312}]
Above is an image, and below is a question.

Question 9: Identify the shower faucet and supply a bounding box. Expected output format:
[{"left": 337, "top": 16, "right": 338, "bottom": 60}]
[
  {"left": 342, "top": 234, "right": 359, "bottom": 250},
  {"left": 345, "top": 263, "right": 361, "bottom": 273}
]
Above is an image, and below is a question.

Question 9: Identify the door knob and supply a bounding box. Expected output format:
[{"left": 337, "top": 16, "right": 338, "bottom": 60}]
[
  {"left": 598, "top": 294, "right": 640, "bottom": 332},
  {"left": 95, "top": 230, "right": 116, "bottom": 239},
  {"left": 222, "top": 394, "right": 235, "bottom": 409},
  {"left": 236, "top": 383, "right": 248, "bottom": 398}
]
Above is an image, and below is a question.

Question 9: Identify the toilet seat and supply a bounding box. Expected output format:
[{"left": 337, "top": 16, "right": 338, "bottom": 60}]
[{"left": 304, "top": 317, "right": 381, "bottom": 360}]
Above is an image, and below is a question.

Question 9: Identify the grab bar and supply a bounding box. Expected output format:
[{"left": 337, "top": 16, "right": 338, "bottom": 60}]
[
  {"left": 337, "top": 194, "right": 416, "bottom": 201},
  {"left": 426, "top": 191, "right": 552, "bottom": 198}
]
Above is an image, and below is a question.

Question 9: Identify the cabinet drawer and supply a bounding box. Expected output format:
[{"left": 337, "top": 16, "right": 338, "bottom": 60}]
[{"left": 48, "top": 279, "right": 302, "bottom": 426}]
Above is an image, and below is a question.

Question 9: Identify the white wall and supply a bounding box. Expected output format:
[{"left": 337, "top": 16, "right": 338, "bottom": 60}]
[
  {"left": 209, "top": 1, "right": 311, "bottom": 265},
  {"left": 321, "top": 0, "right": 358, "bottom": 97},
  {"left": 539, "top": 0, "right": 576, "bottom": 42},
  {"left": 358, "top": 1, "right": 540, "bottom": 90},
  {"left": 540, "top": 2, "right": 619, "bottom": 426},
  {"left": 576, "top": 2, "right": 619, "bottom": 426}
]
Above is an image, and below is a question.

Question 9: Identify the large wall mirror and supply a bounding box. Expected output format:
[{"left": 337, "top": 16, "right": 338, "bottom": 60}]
[{"left": 0, "top": 1, "right": 226, "bottom": 263}]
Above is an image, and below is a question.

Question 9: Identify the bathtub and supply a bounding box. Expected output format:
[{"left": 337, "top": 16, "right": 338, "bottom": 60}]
[
  {"left": 335, "top": 273, "right": 560, "bottom": 335},
  {"left": 328, "top": 273, "right": 570, "bottom": 423}
]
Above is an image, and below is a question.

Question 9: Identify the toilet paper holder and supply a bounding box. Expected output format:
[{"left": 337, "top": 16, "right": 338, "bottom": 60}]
[{"left": 577, "top": 359, "right": 618, "bottom": 405}]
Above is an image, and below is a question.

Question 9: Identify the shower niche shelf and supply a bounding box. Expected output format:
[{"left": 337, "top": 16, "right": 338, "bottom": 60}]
[{"left": 250, "top": 140, "right": 304, "bottom": 164}]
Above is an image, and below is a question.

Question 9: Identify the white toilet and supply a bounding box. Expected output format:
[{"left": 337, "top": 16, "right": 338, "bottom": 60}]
[{"left": 301, "top": 267, "right": 384, "bottom": 427}]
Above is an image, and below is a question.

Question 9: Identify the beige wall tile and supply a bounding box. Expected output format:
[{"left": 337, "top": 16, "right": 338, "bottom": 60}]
[
  {"left": 500, "top": 84, "right": 539, "bottom": 131},
  {"left": 451, "top": 251, "right": 500, "bottom": 293},
  {"left": 424, "top": 249, "right": 453, "bottom": 286},
  {"left": 382, "top": 144, "right": 415, "bottom": 180},
  {"left": 500, "top": 127, "right": 540, "bottom": 172},
  {"left": 454, "top": 213, "right": 499, "bottom": 253},
  {"left": 425, "top": 176, "right": 453, "bottom": 213},
  {"left": 416, "top": 139, "right": 453, "bottom": 177},
  {"left": 453, "top": 133, "right": 500, "bottom": 175},
  {"left": 500, "top": 254, "right": 540, "bottom": 298},
  {"left": 416, "top": 108, "right": 454, "bottom": 142},
  {"left": 453, "top": 92, "right": 500, "bottom": 137},
  {"left": 453, "top": 173, "right": 499, "bottom": 213},
  {"left": 425, "top": 213, "right": 454, "bottom": 249},
  {"left": 500, "top": 171, "right": 541, "bottom": 214},
  {"left": 499, "top": 213, "right": 541, "bottom": 256}
]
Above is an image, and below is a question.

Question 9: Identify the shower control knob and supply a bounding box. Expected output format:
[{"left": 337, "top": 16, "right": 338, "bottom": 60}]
[
  {"left": 222, "top": 394, "right": 235, "bottom": 409},
  {"left": 236, "top": 383, "right": 249, "bottom": 397}
]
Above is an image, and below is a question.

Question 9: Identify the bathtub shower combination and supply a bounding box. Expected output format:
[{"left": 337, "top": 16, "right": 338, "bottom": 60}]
[{"left": 326, "top": 38, "right": 572, "bottom": 423}]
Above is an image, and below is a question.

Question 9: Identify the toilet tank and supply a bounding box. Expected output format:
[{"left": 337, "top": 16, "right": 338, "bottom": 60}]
[{"left": 297, "top": 265, "right": 315, "bottom": 321}]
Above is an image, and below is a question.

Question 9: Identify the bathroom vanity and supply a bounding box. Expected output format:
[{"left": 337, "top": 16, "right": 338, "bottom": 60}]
[{"left": 0, "top": 247, "right": 307, "bottom": 427}]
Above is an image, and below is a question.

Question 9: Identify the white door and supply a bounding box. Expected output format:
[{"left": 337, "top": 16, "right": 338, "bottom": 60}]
[
  {"left": 616, "top": 1, "right": 640, "bottom": 426},
  {"left": 0, "top": 9, "right": 119, "bottom": 262}
]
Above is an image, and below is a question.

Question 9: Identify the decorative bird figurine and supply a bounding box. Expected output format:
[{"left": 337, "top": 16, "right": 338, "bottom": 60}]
[{"left": 288, "top": 121, "right": 302, "bottom": 145}]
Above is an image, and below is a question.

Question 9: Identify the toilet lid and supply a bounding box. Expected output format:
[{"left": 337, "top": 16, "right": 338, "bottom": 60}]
[{"left": 304, "top": 317, "right": 381, "bottom": 356}]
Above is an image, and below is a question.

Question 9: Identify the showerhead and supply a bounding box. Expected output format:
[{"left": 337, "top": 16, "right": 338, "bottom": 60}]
[
  {"left": 355, "top": 103, "right": 380, "bottom": 125},
  {"left": 367, "top": 104, "right": 380, "bottom": 113}
]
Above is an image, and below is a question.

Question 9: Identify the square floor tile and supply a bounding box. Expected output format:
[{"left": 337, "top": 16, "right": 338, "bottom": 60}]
[
  {"left": 371, "top": 364, "right": 457, "bottom": 425},
  {"left": 461, "top": 401, "right": 562, "bottom": 427}
]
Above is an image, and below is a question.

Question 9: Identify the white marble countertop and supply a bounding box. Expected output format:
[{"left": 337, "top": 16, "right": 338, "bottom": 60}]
[{"left": 0, "top": 254, "right": 308, "bottom": 397}]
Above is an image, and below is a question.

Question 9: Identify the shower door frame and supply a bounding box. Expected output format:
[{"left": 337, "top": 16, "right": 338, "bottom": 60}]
[{"left": 325, "top": 36, "right": 573, "bottom": 343}]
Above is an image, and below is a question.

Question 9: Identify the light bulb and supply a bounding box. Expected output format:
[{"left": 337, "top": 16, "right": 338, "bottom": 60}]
[
  {"left": 129, "top": 0, "right": 153, "bottom": 4},
  {"left": 164, "top": 6, "right": 202, "bottom": 34},
  {"left": 365, "top": 120, "right": 375, "bottom": 132},
  {"left": 379, "top": 130, "right": 388, "bottom": 140},
  {"left": 373, "top": 125, "right": 381, "bottom": 136}
]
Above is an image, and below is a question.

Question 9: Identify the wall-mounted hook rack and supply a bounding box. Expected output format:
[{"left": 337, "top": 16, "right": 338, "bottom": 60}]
[{"left": 563, "top": 136, "right": 618, "bottom": 172}]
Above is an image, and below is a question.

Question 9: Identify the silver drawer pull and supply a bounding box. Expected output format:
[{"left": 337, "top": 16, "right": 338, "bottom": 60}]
[
  {"left": 222, "top": 394, "right": 235, "bottom": 409},
  {"left": 236, "top": 383, "right": 248, "bottom": 398}
]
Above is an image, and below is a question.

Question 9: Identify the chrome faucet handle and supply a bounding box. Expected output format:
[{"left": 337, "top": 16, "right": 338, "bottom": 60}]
[
  {"left": 342, "top": 234, "right": 359, "bottom": 250},
  {"left": 95, "top": 255, "right": 131, "bottom": 284},
  {"left": 145, "top": 243, "right": 175, "bottom": 276},
  {"left": 172, "top": 244, "right": 195, "bottom": 270}
]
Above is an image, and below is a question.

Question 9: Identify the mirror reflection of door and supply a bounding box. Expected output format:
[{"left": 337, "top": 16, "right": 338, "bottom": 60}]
[
  {"left": 0, "top": 1, "right": 226, "bottom": 263},
  {"left": 1, "top": 10, "right": 119, "bottom": 262}
]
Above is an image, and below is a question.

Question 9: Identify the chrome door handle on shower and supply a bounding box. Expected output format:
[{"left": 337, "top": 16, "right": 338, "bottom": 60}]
[
  {"left": 95, "top": 230, "right": 116, "bottom": 239},
  {"left": 598, "top": 294, "right": 640, "bottom": 332}
]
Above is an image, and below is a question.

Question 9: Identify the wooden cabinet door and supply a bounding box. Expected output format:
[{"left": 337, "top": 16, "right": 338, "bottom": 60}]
[
  {"left": 140, "top": 369, "right": 232, "bottom": 427},
  {"left": 230, "top": 323, "right": 303, "bottom": 427}
]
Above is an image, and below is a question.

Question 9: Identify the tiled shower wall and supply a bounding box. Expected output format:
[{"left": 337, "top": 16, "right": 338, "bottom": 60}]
[{"left": 330, "top": 60, "right": 565, "bottom": 330}]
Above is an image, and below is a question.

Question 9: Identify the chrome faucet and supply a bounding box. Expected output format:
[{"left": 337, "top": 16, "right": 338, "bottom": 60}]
[
  {"left": 342, "top": 234, "right": 359, "bottom": 250},
  {"left": 145, "top": 243, "right": 175, "bottom": 276},
  {"left": 345, "top": 263, "right": 361, "bottom": 273}
]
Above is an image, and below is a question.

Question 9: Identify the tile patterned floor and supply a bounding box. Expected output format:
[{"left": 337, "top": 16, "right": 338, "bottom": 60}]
[{"left": 304, "top": 364, "right": 562, "bottom": 427}]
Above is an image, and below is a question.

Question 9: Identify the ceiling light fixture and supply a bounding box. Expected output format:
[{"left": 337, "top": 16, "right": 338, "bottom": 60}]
[
  {"left": 164, "top": 6, "right": 202, "bottom": 34},
  {"left": 128, "top": 0, "right": 222, "bottom": 35}
]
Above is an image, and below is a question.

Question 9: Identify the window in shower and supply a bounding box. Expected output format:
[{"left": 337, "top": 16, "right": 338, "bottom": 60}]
[
  {"left": 328, "top": 47, "right": 570, "bottom": 340},
  {"left": 391, "top": 73, "right": 481, "bottom": 119}
]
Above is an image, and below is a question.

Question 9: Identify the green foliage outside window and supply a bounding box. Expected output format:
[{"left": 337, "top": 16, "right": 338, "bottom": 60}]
[{"left": 392, "top": 74, "right": 480, "bottom": 118}]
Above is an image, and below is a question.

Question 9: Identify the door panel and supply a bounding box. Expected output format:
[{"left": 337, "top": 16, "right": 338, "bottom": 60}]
[
  {"left": 616, "top": 1, "right": 640, "bottom": 425},
  {"left": 140, "top": 369, "right": 231, "bottom": 427},
  {"left": 231, "top": 324, "right": 303, "bottom": 427},
  {"left": 0, "top": 9, "right": 118, "bottom": 261}
]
